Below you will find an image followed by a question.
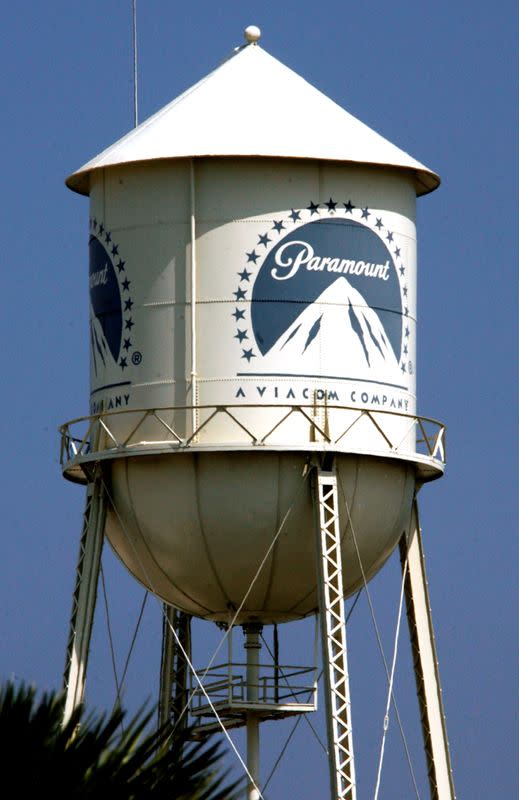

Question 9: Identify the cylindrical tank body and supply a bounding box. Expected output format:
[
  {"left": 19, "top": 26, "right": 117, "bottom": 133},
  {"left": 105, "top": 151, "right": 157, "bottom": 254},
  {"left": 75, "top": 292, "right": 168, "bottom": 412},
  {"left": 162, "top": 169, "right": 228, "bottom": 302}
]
[
  {"left": 89, "top": 159, "right": 417, "bottom": 435},
  {"left": 85, "top": 158, "right": 419, "bottom": 622},
  {"left": 66, "top": 42, "right": 442, "bottom": 624}
]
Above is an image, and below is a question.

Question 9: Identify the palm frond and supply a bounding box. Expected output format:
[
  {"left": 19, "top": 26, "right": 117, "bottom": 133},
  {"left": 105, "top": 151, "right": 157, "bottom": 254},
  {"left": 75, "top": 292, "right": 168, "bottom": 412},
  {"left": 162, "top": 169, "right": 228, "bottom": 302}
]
[{"left": 0, "top": 681, "right": 242, "bottom": 799}]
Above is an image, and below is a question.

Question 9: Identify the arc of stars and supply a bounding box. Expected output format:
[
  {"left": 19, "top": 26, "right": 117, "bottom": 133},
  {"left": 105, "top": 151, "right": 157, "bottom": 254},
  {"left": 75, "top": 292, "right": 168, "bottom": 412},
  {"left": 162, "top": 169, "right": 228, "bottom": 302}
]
[
  {"left": 231, "top": 199, "right": 413, "bottom": 373},
  {"left": 89, "top": 218, "right": 139, "bottom": 374}
]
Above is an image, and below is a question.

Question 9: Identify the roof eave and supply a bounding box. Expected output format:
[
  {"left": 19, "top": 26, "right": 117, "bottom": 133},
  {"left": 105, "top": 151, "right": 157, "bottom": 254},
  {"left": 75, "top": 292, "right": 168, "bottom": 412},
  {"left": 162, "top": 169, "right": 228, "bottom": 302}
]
[{"left": 66, "top": 154, "right": 440, "bottom": 198}]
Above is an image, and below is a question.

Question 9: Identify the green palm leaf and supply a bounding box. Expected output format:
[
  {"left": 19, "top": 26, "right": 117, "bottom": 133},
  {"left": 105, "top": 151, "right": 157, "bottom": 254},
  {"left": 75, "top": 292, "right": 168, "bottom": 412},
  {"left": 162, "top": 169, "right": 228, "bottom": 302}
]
[{"left": 0, "top": 681, "right": 242, "bottom": 799}]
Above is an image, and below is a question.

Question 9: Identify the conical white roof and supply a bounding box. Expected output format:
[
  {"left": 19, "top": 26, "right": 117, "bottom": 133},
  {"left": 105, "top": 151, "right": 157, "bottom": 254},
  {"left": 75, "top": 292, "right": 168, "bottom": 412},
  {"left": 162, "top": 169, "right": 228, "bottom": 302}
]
[{"left": 66, "top": 42, "right": 439, "bottom": 196}]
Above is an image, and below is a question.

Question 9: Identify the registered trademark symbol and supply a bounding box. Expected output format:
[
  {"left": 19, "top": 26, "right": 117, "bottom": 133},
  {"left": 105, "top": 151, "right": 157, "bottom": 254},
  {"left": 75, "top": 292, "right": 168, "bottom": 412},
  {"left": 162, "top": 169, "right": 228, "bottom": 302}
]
[{"left": 132, "top": 351, "right": 142, "bottom": 365}]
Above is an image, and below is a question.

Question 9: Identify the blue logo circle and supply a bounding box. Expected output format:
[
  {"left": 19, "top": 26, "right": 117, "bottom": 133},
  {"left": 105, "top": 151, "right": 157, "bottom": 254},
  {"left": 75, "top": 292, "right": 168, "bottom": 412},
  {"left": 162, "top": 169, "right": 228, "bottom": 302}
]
[{"left": 251, "top": 217, "right": 402, "bottom": 359}]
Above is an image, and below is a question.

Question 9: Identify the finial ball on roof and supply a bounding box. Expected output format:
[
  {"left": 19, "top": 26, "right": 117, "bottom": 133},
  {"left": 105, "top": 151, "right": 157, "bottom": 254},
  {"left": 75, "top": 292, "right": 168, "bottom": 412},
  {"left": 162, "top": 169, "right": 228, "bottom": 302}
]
[{"left": 244, "top": 25, "right": 261, "bottom": 43}]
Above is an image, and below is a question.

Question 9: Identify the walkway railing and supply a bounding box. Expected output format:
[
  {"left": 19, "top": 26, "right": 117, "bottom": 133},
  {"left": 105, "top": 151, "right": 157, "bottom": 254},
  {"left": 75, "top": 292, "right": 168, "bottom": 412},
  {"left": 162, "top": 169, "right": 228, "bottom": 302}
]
[
  {"left": 190, "top": 662, "right": 317, "bottom": 712},
  {"left": 59, "top": 404, "right": 446, "bottom": 479}
]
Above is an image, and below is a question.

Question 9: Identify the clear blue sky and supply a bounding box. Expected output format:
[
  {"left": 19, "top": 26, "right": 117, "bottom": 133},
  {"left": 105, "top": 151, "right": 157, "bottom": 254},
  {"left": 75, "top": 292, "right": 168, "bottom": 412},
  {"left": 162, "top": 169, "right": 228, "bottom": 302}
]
[{"left": 1, "top": 2, "right": 517, "bottom": 797}]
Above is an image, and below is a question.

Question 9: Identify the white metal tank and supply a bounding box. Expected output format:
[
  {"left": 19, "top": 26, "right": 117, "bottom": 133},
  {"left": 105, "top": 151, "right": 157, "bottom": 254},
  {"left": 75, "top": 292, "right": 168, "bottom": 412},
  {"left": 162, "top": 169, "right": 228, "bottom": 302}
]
[{"left": 63, "top": 40, "right": 444, "bottom": 623}]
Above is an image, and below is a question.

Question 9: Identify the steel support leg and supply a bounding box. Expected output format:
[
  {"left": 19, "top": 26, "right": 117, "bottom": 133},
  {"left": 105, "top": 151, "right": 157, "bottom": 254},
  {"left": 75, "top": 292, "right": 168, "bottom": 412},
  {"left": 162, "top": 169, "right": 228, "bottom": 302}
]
[
  {"left": 158, "top": 605, "right": 192, "bottom": 734},
  {"left": 314, "top": 466, "right": 356, "bottom": 800},
  {"left": 62, "top": 475, "right": 106, "bottom": 723},
  {"left": 400, "top": 500, "right": 456, "bottom": 800},
  {"left": 244, "top": 623, "right": 262, "bottom": 800}
]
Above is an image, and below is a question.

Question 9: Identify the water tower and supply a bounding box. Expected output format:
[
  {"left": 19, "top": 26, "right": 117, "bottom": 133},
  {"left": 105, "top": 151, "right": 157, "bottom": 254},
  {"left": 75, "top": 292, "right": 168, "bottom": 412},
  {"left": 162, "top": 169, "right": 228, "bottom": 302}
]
[{"left": 60, "top": 27, "right": 455, "bottom": 799}]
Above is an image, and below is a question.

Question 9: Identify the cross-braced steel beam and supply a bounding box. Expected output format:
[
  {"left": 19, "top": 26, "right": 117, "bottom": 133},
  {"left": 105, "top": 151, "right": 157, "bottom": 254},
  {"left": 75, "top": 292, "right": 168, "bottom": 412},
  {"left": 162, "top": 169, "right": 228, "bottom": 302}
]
[
  {"left": 62, "top": 473, "right": 106, "bottom": 723},
  {"left": 158, "top": 605, "right": 192, "bottom": 736},
  {"left": 314, "top": 466, "right": 356, "bottom": 800},
  {"left": 400, "top": 500, "right": 456, "bottom": 800}
]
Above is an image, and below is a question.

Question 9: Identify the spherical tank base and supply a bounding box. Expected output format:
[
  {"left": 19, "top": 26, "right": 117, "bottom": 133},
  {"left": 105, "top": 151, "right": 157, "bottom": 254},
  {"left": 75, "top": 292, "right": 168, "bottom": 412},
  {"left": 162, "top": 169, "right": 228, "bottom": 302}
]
[{"left": 103, "top": 450, "right": 415, "bottom": 624}]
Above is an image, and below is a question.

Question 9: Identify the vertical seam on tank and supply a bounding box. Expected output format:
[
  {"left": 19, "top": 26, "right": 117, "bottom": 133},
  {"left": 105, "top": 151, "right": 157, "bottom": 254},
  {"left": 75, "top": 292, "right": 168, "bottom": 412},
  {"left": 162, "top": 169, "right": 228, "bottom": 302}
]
[
  {"left": 192, "top": 455, "right": 231, "bottom": 606},
  {"left": 339, "top": 459, "right": 413, "bottom": 585},
  {"left": 318, "top": 163, "right": 324, "bottom": 438},
  {"left": 189, "top": 159, "right": 198, "bottom": 434},
  {"left": 392, "top": 463, "right": 414, "bottom": 548},
  {"left": 259, "top": 454, "right": 281, "bottom": 609},
  {"left": 102, "top": 169, "right": 106, "bottom": 222},
  {"left": 340, "top": 454, "right": 360, "bottom": 547},
  {"left": 120, "top": 458, "right": 211, "bottom": 614},
  {"left": 319, "top": 160, "right": 323, "bottom": 403},
  {"left": 287, "top": 454, "right": 360, "bottom": 616},
  {"left": 285, "top": 463, "right": 318, "bottom": 615}
]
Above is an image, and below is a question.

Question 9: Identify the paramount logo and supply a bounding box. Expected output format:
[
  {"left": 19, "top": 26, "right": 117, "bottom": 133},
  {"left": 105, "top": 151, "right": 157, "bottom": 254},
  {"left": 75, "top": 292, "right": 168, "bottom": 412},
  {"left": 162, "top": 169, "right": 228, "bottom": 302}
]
[
  {"left": 271, "top": 240, "right": 390, "bottom": 282},
  {"left": 89, "top": 263, "right": 109, "bottom": 289}
]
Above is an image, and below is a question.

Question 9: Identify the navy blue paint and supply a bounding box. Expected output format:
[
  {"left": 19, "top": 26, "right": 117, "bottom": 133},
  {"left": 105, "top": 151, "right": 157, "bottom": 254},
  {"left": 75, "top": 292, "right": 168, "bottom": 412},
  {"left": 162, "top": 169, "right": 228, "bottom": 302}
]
[
  {"left": 280, "top": 323, "right": 302, "bottom": 351},
  {"left": 363, "top": 312, "right": 387, "bottom": 359},
  {"left": 89, "top": 235, "right": 122, "bottom": 363},
  {"left": 90, "top": 380, "right": 132, "bottom": 396},
  {"left": 251, "top": 218, "right": 401, "bottom": 357},
  {"left": 303, "top": 313, "right": 323, "bottom": 353},
  {"left": 236, "top": 373, "right": 407, "bottom": 390},
  {"left": 348, "top": 301, "right": 371, "bottom": 365}
]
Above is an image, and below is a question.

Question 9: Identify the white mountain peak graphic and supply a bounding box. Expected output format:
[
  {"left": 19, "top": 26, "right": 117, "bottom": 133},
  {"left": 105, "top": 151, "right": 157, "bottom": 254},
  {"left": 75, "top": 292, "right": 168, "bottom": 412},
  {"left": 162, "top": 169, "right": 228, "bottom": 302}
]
[{"left": 259, "top": 276, "right": 401, "bottom": 380}]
